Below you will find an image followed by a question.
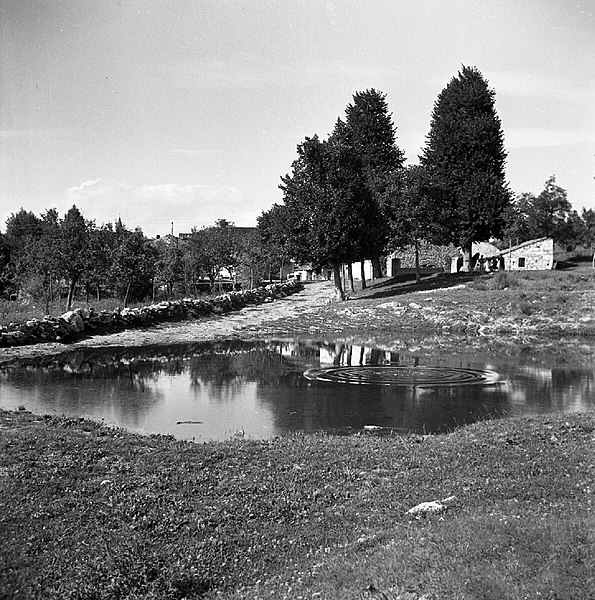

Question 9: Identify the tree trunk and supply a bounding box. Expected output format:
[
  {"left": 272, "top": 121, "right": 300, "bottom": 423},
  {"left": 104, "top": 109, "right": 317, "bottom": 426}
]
[
  {"left": 370, "top": 349, "right": 381, "bottom": 366},
  {"left": 360, "top": 261, "right": 367, "bottom": 290},
  {"left": 460, "top": 243, "right": 473, "bottom": 272},
  {"left": 66, "top": 276, "right": 78, "bottom": 311},
  {"left": 346, "top": 263, "right": 355, "bottom": 293},
  {"left": 414, "top": 237, "right": 421, "bottom": 283},
  {"left": 372, "top": 256, "right": 383, "bottom": 279},
  {"left": 123, "top": 281, "right": 132, "bottom": 308},
  {"left": 332, "top": 263, "right": 345, "bottom": 301}
]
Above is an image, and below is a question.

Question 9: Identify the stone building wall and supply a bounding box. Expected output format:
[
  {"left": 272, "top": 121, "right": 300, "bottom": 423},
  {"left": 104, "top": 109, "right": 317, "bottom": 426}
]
[
  {"left": 387, "top": 242, "right": 456, "bottom": 276},
  {"left": 501, "top": 237, "right": 554, "bottom": 271}
]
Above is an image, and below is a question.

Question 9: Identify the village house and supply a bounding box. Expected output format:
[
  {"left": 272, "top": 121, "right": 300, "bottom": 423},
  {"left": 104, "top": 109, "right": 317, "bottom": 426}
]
[
  {"left": 286, "top": 265, "right": 316, "bottom": 282},
  {"left": 387, "top": 241, "right": 456, "bottom": 277},
  {"left": 450, "top": 241, "right": 502, "bottom": 273},
  {"left": 387, "top": 238, "right": 557, "bottom": 275},
  {"left": 449, "top": 238, "right": 555, "bottom": 272},
  {"left": 499, "top": 237, "right": 555, "bottom": 271}
]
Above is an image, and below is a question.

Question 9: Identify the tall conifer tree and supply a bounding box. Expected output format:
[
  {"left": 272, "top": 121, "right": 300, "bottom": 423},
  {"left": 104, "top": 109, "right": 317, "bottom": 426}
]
[
  {"left": 421, "top": 66, "right": 510, "bottom": 270},
  {"left": 342, "top": 89, "right": 405, "bottom": 279}
]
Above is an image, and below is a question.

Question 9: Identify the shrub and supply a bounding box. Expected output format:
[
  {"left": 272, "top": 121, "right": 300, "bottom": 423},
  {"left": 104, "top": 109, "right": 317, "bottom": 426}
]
[{"left": 489, "top": 271, "right": 519, "bottom": 290}]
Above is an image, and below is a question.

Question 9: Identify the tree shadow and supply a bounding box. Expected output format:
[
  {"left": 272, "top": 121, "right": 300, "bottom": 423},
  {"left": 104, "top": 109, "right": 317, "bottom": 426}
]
[{"left": 353, "top": 271, "right": 479, "bottom": 300}]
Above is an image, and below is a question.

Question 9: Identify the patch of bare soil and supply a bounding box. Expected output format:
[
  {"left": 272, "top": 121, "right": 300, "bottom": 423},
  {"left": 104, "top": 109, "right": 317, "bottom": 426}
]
[
  {"left": 1, "top": 273, "right": 594, "bottom": 367},
  {"left": 0, "top": 282, "right": 337, "bottom": 365}
]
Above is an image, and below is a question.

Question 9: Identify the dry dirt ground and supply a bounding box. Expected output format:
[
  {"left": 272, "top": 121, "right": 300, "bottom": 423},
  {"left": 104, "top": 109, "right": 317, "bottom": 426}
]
[
  {"left": 0, "top": 282, "right": 337, "bottom": 365},
  {"left": 1, "top": 275, "right": 594, "bottom": 367}
]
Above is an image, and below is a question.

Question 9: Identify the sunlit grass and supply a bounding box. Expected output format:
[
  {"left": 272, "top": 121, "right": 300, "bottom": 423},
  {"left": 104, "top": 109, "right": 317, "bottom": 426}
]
[{"left": 1, "top": 410, "right": 593, "bottom": 599}]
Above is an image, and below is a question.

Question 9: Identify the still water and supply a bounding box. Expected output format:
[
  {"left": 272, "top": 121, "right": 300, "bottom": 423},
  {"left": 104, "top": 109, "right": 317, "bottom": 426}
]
[{"left": 1, "top": 339, "right": 593, "bottom": 441}]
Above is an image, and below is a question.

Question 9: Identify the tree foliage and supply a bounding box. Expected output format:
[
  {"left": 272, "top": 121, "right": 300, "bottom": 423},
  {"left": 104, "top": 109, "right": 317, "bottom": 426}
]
[
  {"left": 190, "top": 220, "right": 239, "bottom": 288},
  {"left": 342, "top": 89, "right": 405, "bottom": 278},
  {"left": 58, "top": 206, "right": 92, "bottom": 310},
  {"left": 386, "top": 165, "right": 436, "bottom": 281},
  {"left": 502, "top": 176, "right": 584, "bottom": 250},
  {"left": 278, "top": 134, "right": 373, "bottom": 299},
  {"left": 0, "top": 206, "right": 288, "bottom": 308},
  {"left": 257, "top": 204, "right": 292, "bottom": 280},
  {"left": 421, "top": 65, "right": 511, "bottom": 268},
  {"left": 270, "top": 89, "right": 405, "bottom": 298},
  {"left": 109, "top": 228, "right": 157, "bottom": 307}
]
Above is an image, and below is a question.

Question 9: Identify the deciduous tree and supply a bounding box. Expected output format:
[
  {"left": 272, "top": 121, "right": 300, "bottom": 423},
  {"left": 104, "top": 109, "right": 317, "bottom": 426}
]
[
  {"left": 386, "top": 165, "right": 435, "bottom": 282},
  {"left": 4, "top": 209, "right": 43, "bottom": 294},
  {"left": 196, "top": 220, "right": 239, "bottom": 290},
  {"left": 155, "top": 236, "right": 185, "bottom": 298},
  {"left": 110, "top": 228, "right": 157, "bottom": 307},
  {"left": 258, "top": 204, "right": 292, "bottom": 281},
  {"left": 279, "top": 135, "right": 371, "bottom": 300},
  {"left": 57, "top": 206, "right": 91, "bottom": 310},
  {"left": 502, "top": 176, "right": 574, "bottom": 247}
]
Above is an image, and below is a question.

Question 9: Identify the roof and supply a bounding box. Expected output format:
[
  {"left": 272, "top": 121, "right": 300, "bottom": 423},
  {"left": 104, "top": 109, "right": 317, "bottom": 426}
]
[
  {"left": 499, "top": 237, "right": 551, "bottom": 255},
  {"left": 472, "top": 241, "right": 501, "bottom": 258}
]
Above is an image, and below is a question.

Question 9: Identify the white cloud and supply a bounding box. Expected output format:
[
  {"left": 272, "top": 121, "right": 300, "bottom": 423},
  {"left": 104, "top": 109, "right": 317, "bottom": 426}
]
[
  {"left": 0, "top": 128, "right": 66, "bottom": 139},
  {"left": 64, "top": 178, "right": 248, "bottom": 236},
  {"left": 165, "top": 56, "right": 393, "bottom": 91},
  {"left": 166, "top": 148, "right": 213, "bottom": 156},
  {"left": 489, "top": 70, "right": 592, "bottom": 103},
  {"left": 504, "top": 127, "right": 595, "bottom": 149},
  {"left": 424, "top": 69, "right": 593, "bottom": 105}
]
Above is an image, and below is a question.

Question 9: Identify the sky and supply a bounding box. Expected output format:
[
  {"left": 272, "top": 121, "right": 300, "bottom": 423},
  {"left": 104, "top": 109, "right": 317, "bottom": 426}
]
[{"left": 1, "top": 0, "right": 594, "bottom": 238}]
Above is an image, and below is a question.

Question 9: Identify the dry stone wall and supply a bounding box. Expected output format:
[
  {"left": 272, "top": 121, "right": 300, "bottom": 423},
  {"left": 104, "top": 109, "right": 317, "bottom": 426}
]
[{"left": 0, "top": 281, "right": 302, "bottom": 348}]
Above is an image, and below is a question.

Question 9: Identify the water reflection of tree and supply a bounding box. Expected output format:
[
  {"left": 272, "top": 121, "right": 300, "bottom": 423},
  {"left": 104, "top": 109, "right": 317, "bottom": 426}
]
[
  {"left": 4, "top": 339, "right": 594, "bottom": 437},
  {"left": 506, "top": 366, "right": 595, "bottom": 412},
  {"left": 187, "top": 344, "right": 317, "bottom": 388}
]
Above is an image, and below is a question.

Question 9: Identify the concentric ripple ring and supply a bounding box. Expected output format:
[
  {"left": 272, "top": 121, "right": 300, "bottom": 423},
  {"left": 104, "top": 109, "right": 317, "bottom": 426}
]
[{"left": 303, "top": 365, "right": 501, "bottom": 387}]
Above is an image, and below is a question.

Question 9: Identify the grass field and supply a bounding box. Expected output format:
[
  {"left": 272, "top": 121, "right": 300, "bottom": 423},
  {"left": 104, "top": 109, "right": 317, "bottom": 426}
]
[
  {"left": 1, "top": 264, "right": 594, "bottom": 598},
  {"left": 1, "top": 409, "right": 593, "bottom": 599}
]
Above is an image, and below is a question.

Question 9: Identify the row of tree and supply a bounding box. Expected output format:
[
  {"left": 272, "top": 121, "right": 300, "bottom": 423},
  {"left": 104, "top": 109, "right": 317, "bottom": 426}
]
[
  {"left": 3, "top": 65, "right": 593, "bottom": 307},
  {"left": 0, "top": 210, "right": 279, "bottom": 310},
  {"left": 259, "top": 65, "right": 594, "bottom": 299}
]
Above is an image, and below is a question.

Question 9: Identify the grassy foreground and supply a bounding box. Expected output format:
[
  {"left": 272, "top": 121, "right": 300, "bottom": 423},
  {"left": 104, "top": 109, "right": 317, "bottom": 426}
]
[{"left": 1, "top": 409, "right": 594, "bottom": 599}]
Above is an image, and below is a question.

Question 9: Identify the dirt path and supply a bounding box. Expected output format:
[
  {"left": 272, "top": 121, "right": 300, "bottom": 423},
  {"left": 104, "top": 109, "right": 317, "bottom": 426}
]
[
  {"left": 1, "top": 274, "right": 594, "bottom": 366},
  {"left": 0, "top": 282, "right": 336, "bottom": 365}
]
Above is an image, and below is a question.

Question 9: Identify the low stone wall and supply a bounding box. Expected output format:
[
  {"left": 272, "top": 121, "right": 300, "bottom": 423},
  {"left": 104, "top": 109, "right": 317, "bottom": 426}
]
[{"left": 0, "top": 281, "right": 302, "bottom": 348}]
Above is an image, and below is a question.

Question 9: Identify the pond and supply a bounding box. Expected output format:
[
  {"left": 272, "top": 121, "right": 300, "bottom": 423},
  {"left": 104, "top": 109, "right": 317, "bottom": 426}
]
[{"left": 1, "top": 339, "right": 594, "bottom": 441}]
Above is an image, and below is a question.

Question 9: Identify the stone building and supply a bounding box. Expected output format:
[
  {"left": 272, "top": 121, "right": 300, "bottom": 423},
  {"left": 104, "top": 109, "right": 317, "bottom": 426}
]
[
  {"left": 499, "top": 237, "right": 555, "bottom": 271},
  {"left": 387, "top": 241, "right": 456, "bottom": 277}
]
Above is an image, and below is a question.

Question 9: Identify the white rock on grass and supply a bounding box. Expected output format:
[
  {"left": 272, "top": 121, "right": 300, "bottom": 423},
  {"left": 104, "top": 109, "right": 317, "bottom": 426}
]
[{"left": 406, "top": 495, "right": 456, "bottom": 516}]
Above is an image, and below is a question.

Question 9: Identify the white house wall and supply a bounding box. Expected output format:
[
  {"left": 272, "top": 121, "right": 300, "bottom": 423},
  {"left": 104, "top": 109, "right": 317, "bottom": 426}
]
[
  {"left": 348, "top": 260, "right": 374, "bottom": 280},
  {"left": 501, "top": 238, "right": 554, "bottom": 271}
]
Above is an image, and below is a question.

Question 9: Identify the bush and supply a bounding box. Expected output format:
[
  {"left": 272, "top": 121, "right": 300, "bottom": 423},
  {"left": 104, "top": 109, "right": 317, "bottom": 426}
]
[{"left": 489, "top": 270, "right": 519, "bottom": 290}]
